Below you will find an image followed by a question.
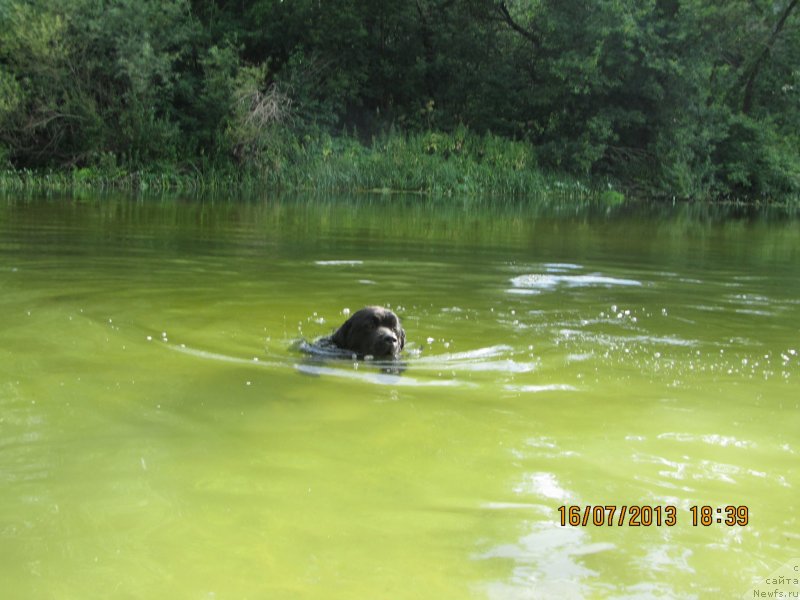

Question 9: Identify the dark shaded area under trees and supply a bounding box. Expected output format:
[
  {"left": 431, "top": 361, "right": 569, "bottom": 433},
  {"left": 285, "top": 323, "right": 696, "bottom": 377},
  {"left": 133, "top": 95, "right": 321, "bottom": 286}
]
[{"left": 1, "top": 0, "right": 799, "bottom": 198}]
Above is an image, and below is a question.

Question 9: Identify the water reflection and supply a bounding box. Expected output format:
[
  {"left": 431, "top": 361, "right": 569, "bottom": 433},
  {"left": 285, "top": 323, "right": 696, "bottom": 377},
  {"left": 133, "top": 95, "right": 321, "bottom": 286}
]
[{"left": 480, "top": 521, "right": 609, "bottom": 599}]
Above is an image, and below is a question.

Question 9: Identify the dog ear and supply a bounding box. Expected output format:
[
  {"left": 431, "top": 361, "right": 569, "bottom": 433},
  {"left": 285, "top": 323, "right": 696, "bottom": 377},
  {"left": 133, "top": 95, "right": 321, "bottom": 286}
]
[
  {"left": 331, "top": 317, "right": 352, "bottom": 348},
  {"left": 398, "top": 326, "right": 405, "bottom": 350}
]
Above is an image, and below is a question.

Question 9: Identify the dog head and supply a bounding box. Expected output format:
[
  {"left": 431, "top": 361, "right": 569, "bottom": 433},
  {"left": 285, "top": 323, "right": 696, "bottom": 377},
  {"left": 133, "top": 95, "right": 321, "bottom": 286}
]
[{"left": 331, "top": 306, "right": 405, "bottom": 358}]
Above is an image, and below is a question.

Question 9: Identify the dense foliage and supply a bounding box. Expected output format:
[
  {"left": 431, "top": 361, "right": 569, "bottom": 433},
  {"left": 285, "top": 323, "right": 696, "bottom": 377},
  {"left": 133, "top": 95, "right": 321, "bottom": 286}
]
[{"left": 1, "top": 0, "right": 799, "bottom": 198}]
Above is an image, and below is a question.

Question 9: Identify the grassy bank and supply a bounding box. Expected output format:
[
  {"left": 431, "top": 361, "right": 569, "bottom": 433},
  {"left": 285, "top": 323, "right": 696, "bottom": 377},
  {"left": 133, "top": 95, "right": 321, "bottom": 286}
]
[{"left": 0, "top": 129, "right": 618, "bottom": 201}]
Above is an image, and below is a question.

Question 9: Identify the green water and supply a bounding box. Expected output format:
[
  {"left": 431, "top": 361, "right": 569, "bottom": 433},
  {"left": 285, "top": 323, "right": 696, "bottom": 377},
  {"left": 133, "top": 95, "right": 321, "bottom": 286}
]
[{"left": 1, "top": 194, "right": 798, "bottom": 599}]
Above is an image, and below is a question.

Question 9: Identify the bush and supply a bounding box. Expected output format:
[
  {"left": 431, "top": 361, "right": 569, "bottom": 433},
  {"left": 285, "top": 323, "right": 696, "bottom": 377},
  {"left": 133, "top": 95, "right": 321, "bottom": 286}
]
[{"left": 715, "top": 116, "right": 800, "bottom": 197}]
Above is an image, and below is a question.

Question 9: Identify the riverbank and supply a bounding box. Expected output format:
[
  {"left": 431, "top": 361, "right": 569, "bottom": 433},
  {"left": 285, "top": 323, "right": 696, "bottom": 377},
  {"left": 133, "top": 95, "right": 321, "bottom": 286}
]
[
  {"left": 4, "top": 128, "right": 796, "bottom": 204},
  {"left": 0, "top": 129, "right": 621, "bottom": 201}
]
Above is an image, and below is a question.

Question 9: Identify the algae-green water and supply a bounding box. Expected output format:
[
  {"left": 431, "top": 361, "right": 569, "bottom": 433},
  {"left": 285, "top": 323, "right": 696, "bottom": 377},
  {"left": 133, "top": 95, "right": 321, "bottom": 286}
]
[{"left": 1, "top": 194, "right": 798, "bottom": 599}]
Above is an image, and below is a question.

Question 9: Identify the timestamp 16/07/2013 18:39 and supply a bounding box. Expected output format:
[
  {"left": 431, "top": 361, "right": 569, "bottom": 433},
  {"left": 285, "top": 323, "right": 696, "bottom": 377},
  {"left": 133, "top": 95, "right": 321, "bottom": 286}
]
[{"left": 557, "top": 505, "right": 750, "bottom": 527}]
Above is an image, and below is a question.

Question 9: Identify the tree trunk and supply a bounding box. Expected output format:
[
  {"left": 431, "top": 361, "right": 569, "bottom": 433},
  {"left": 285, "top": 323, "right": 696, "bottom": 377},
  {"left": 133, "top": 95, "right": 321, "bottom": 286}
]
[{"left": 740, "top": 0, "right": 799, "bottom": 114}]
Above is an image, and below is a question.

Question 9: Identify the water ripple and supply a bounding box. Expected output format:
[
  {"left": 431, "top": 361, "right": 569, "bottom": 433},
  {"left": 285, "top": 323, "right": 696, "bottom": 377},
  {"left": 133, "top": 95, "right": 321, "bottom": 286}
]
[
  {"left": 510, "top": 273, "right": 643, "bottom": 293},
  {"left": 505, "top": 384, "right": 578, "bottom": 393},
  {"left": 293, "top": 363, "right": 470, "bottom": 387},
  {"left": 168, "top": 341, "right": 531, "bottom": 384},
  {"left": 313, "top": 260, "right": 364, "bottom": 266}
]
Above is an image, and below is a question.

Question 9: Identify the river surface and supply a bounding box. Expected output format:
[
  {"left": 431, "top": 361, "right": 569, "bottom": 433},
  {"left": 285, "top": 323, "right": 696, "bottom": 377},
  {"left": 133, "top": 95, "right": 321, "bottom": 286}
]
[{"left": 1, "top": 193, "right": 798, "bottom": 599}]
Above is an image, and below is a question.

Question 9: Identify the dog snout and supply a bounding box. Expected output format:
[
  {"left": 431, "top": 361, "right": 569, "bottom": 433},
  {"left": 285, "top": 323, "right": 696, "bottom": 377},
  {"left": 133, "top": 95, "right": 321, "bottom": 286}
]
[{"left": 381, "top": 329, "right": 398, "bottom": 343}]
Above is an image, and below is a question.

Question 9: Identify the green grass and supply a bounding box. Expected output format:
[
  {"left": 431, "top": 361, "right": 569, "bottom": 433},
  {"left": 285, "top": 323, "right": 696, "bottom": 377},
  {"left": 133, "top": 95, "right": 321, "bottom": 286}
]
[
  {"left": 0, "top": 167, "right": 248, "bottom": 194},
  {"left": 0, "top": 128, "right": 615, "bottom": 201},
  {"left": 254, "top": 128, "right": 603, "bottom": 199}
]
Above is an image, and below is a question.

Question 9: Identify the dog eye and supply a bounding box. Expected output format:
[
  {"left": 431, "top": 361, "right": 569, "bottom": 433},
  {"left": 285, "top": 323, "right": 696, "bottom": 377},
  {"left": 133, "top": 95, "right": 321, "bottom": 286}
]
[{"left": 372, "top": 315, "right": 380, "bottom": 327}]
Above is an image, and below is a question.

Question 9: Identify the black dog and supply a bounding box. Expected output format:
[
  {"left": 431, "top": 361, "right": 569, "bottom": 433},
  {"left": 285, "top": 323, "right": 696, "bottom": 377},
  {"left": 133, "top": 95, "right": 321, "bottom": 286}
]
[{"left": 330, "top": 306, "right": 405, "bottom": 358}]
